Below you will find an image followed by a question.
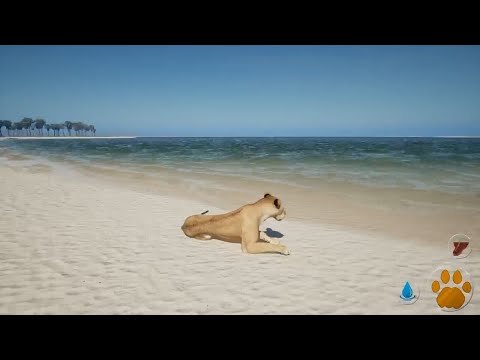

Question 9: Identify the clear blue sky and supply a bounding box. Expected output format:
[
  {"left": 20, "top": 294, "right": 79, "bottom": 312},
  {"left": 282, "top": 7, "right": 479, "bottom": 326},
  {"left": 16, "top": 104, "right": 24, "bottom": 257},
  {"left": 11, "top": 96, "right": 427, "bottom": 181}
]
[{"left": 1, "top": 45, "right": 479, "bottom": 136}]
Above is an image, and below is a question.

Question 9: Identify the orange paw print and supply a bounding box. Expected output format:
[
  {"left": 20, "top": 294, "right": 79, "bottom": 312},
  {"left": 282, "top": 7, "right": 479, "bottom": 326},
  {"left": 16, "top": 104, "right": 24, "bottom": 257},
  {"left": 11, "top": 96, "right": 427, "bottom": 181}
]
[{"left": 432, "top": 269, "right": 472, "bottom": 310}]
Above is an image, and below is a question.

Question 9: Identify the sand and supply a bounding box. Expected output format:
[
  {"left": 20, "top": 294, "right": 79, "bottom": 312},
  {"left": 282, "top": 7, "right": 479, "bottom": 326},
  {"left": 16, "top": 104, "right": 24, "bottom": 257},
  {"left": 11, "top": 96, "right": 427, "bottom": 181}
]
[{"left": 0, "top": 155, "right": 479, "bottom": 314}]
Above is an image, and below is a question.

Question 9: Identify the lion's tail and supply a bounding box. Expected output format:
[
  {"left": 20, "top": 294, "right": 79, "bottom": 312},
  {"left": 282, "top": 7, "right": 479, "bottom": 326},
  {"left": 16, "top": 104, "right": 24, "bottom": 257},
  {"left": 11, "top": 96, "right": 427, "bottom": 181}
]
[{"left": 201, "top": 210, "right": 209, "bottom": 215}]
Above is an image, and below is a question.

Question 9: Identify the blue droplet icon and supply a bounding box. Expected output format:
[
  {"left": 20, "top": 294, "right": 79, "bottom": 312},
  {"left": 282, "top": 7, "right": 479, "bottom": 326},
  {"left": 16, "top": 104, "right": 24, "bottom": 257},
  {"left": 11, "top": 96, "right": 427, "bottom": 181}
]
[{"left": 400, "top": 281, "right": 415, "bottom": 301}]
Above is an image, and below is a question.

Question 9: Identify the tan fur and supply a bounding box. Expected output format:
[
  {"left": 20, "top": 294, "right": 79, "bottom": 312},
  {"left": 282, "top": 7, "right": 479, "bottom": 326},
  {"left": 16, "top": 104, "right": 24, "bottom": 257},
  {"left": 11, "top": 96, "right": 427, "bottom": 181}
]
[{"left": 181, "top": 194, "right": 289, "bottom": 255}]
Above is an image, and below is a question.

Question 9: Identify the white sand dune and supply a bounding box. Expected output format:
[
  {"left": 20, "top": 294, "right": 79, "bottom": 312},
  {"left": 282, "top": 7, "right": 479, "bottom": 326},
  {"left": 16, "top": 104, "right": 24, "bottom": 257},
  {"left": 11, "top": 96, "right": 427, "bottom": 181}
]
[{"left": 0, "top": 159, "right": 478, "bottom": 314}]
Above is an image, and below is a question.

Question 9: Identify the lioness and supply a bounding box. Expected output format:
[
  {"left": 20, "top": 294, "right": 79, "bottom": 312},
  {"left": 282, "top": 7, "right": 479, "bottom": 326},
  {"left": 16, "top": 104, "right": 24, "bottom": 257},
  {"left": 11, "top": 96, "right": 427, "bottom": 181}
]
[{"left": 181, "top": 193, "right": 289, "bottom": 255}]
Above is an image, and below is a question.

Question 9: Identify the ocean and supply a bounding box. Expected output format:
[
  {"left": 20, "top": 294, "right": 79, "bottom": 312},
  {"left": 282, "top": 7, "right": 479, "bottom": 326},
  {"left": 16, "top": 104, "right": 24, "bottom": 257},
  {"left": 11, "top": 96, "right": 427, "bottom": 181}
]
[{"left": 2, "top": 137, "right": 480, "bottom": 195}]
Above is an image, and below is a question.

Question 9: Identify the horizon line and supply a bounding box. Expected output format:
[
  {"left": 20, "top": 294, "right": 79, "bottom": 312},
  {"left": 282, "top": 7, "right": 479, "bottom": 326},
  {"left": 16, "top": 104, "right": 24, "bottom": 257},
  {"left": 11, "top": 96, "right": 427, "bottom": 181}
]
[
  {"left": 3, "top": 135, "right": 480, "bottom": 139},
  {"left": 125, "top": 135, "right": 480, "bottom": 138}
]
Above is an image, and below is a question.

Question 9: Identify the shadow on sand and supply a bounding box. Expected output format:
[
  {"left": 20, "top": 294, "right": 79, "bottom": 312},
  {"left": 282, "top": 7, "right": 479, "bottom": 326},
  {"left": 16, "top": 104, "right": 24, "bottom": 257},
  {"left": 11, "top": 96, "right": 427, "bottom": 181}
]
[{"left": 265, "top": 228, "right": 284, "bottom": 238}]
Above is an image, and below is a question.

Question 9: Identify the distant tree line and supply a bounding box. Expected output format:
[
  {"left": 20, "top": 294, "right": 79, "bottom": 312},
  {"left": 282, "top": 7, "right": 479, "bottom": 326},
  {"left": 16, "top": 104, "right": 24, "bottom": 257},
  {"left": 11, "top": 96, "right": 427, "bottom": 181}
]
[{"left": 0, "top": 118, "right": 96, "bottom": 137}]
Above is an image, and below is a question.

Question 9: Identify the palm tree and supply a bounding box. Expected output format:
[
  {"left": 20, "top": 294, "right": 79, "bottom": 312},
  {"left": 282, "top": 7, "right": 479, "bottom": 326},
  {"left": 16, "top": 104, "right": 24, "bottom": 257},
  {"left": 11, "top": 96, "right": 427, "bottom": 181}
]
[
  {"left": 53, "top": 124, "right": 64, "bottom": 136},
  {"left": 14, "top": 122, "right": 23, "bottom": 136},
  {"left": 72, "top": 122, "right": 81, "bottom": 136},
  {"left": 4, "top": 120, "right": 12, "bottom": 136},
  {"left": 21, "top": 118, "right": 33, "bottom": 136},
  {"left": 34, "top": 118, "right": 46, "bottom": 136},
  {"left": 3, "top": 117, "right": 97, "bottom": 137},
  {"left": 51, "top": 124, "right": 59, "bottom": 136},
  {"left": 72, "top": 122, "right": 78, "bottom": 136},
  {"left": 64, "top": 121, "right": 73, "bottom": 136},
  {"left": 79, "top": 122, "right": 86, "bottom": 136},
  {"left": 22, "top": 121, "right": 29, "bottom": 136}
]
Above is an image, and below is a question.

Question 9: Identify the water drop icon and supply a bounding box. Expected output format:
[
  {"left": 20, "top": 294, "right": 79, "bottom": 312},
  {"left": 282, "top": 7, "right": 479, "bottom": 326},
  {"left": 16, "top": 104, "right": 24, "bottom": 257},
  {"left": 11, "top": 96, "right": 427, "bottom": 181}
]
[{"left": 400, "top": 281, "right": 416, "bottom": 301}]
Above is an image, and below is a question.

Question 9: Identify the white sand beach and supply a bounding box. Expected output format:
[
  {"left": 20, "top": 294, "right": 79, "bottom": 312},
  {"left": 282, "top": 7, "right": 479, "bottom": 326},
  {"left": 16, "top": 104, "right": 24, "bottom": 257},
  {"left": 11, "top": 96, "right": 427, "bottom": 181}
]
[{"left": 0, "top": 153, "right": 479, "bottom": 314}]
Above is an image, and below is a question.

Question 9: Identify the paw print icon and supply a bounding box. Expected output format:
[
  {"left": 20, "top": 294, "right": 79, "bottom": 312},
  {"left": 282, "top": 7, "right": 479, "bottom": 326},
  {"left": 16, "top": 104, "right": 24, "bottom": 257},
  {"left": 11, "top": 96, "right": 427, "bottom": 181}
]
[{"left": 429, "top": 266, "right": 474, "bottom": 312}]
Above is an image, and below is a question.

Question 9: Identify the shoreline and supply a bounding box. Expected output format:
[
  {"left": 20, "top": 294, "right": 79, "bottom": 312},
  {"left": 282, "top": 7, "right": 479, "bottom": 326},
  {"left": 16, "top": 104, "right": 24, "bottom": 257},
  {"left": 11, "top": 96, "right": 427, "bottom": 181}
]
[
  {"left": 3, "top": 136, "right": 479, "bottom": 140},
  {"left": 1, "top": 144, "right": 479, "bottom": 246},
  {"left": 0, "top": 136, "right": 137, "bottom": 140},
  {"left": 73, "top": 159, "right": 480, "bottom": 247}
]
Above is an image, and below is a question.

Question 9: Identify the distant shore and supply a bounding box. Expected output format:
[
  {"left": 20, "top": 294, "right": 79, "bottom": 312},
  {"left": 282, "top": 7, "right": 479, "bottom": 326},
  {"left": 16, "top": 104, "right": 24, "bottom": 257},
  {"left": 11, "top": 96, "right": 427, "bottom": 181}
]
[
  {"left": 3, "top": 136, "right": 479, "bottom": 140},
  {"left": 0, "top": 136, "right": 137, "bottom": 141}
]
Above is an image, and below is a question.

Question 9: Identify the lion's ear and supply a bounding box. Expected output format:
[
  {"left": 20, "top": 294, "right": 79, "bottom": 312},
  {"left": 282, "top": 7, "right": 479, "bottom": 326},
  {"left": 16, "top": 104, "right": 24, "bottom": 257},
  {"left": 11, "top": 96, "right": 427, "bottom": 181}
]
[
  {"left": 264, "top": 193, "right": 272, "bottom": 198},
  {"left": 274, "top": 199, "right": 281, "bottom": 209}
]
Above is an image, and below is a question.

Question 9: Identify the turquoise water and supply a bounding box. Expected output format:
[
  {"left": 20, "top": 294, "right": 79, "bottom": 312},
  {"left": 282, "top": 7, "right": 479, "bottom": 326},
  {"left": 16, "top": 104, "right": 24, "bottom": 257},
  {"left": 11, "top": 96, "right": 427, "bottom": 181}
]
[{"left": 2, "top": 137, "right": 480, "bottom": 194}]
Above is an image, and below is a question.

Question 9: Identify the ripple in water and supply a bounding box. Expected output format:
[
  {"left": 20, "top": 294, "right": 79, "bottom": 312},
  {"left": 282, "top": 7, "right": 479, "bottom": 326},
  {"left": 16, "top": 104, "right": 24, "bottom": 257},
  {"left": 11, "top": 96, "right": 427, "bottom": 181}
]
[{"left": 2, "top": 137, "right": 480, "bottom": 194}]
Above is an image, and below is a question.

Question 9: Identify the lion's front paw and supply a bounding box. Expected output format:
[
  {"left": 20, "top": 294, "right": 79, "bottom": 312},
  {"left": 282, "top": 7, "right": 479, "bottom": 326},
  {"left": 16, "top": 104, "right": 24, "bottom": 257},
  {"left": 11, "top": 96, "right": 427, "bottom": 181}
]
[{"left": 280, "top": 245, "right": 290, "bottom": 255}]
